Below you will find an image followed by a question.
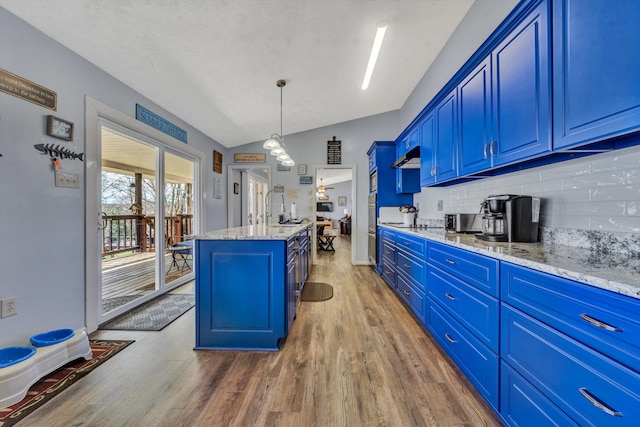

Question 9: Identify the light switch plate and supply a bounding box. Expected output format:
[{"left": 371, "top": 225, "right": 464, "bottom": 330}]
[{"left": 55, "top": 170, "right": 80, "bottom": 188}]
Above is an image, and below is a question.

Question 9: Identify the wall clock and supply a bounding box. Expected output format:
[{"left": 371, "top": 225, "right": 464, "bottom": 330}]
[{"left": 46, "top": 115, "right": 74, "bottom": 141}]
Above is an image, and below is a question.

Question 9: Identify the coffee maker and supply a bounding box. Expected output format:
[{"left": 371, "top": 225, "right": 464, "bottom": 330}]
[{"left": 476, "top": 195, "right": 540, "bottom": 243}]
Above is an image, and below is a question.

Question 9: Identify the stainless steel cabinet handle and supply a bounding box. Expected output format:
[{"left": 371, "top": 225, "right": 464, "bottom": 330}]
[
  {"left": 431, "top": 166, "right": 436, "bottom": 176},
  {"left": 489, "top": 141, "right": 496, "bottom": 157},
  {"left": 445, "top": 258, "right": 456, "bottom": 265},
  {"left": 483, "top": 143, "right": 489, "bottom": 159},
  {"left": 579, "top": 313, "right": 623, "bottom": 332},
  {"left": 579, "top": 388, "right": 623, "bottom": 417},
  {"left": 445, "top": 293, "right": 456, "bottom": 301},
  {"left": 445, "top": 333, "right": 456, "bottom": 343},
  {"left": 403, "top": 290, "right": 410, "bottom": 296},
  {"left": 403, "top": 264, "right": 411, "bottom": 268}
]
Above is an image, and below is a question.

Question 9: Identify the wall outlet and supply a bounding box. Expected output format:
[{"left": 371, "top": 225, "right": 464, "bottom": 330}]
[
  {"left": 437, "top": 200, "right": 444, "bottom": 211},
  {"left": 1, "top": 297, "right": 18, "bottom": 318},
  {"left": 55, "top": 170, "right": 80, "bottom": 188}
]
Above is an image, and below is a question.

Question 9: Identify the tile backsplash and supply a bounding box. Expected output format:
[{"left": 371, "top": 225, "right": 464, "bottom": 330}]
[{"left": 415, "top": 144, "right": 640, "bottom": 235}]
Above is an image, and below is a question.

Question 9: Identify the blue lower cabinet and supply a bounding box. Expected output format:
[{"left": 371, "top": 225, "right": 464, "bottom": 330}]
[
  {"left": 500, "top": 360, "right": 577, "bottom": 427},
  {"left": 396, "top": 273, "right": 427, "bottom": 324},
  {"left": 502, "top": 304, "right": 640, "bottom": 426},
  {"left": 195, "top": 239, "right": 287, "bottom": 351},
  {"left": 427, "top": 300, "right": 499, "bottom": 410}
]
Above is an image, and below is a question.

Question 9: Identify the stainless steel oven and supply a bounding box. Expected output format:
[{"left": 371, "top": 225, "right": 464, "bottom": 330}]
[{"left": 368, "top": 194, "right": 376, "bottom": 265}]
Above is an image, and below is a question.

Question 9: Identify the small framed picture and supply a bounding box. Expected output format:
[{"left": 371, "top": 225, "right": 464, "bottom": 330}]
[
  {"left": 338, "top": 196, "right": 347, "bottom": 206},
  {"left": 233, "top": 182, "right": 239, "bottom": 194},
  {"left": 46, "top": 115, "right": 74, "bottom": 141}
]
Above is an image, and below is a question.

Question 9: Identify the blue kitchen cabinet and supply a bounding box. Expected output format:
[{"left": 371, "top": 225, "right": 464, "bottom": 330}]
[
  {"left": 395, "top": 231, "right": 428, "bottom": 323},
  {"left": 420, "top": 89, "right": 458, "bottom": 185},
  {"left": 395, "top": 129, "right": 421, "bottom": 194},
  {"left": 195, "top": 239, "right": 288, "bottom": 351},
  {"left": 491, "top": 0, "right": 551, "bottom": 167},
  {"left": 381, "top": 228, "right": 397, "bottom": 289},
  {"left": 420, "top": 113, "right": 436, "bottom": 186},
  {"left": 458, "top": 57, "right": 493, "bottom": 176},
  {"left": 367, "top": 141, "right": 413, "bottom": 206},
  {"left": 286, "top": 237, "right": 297, "bottom": 333},
  {"left": 553, "top": 0, "right": 640, "bottom": 150}
]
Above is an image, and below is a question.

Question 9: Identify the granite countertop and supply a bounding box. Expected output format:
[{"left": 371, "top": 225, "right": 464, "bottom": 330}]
[
  {"left": 196, "top": 221, "right": 311, "bottom": 241},
  {"left": 381, "top": 225, "right": 640, "bottom": 300}
]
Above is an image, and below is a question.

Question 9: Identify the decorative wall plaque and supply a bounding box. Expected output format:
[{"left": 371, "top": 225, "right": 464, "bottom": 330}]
[
  {"left": 299, "top": 176, "right": 313, "bottom": 184},
  {"left": 136, "top": 104, "right": 187, "bottom": 143},
  {"left": 327, "top": 136, "right": 341, "bottom": 164},
  {"left": 234, "top": 153, "right": 266, "bottom": 163},
  {"left": 0, "top": 68, "right": 57, "bottom": 110},
  {"left": 46, "top": 115, "right": 74, "bottom": 141},
  {"left": 213, "top": 150, "right": 223, "bottom": 173}
]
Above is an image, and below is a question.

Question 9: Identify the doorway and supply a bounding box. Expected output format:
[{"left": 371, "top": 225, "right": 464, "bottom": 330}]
[
  {"left": 85, "top": 97, "right": 204, "bottom": 333},
  {"left": 227, "top": 165, "right": 271, "bottom": 228}
]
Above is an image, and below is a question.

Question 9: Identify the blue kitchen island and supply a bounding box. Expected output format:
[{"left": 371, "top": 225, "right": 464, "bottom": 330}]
[{"left": 194, "top": 223, "right": 310, "bottom": 351}]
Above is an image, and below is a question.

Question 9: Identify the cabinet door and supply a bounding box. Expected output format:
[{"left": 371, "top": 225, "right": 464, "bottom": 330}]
[
  {"left": 420, "top": 113, "right": 436, "bottom": 186},
  {"left": 553, "top": 0, "right": 640, "bottom": 149},
  {"left": 434, "top": 89, "right": 458, "bottom": 182},
  {"left": 458, "top": 56, "right": 493, "bottom": 176},
  {"left": 492, "top": 0, "right": 551, "bottom": 166},
  {"left": 287, "top": 258, "right": 296, "bottom": 332}
]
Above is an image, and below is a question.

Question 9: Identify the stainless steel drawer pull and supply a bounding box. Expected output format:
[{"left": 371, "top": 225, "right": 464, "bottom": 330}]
[
  {"left": 445, "top": 293, "right": 456, "bottom": 301},
  {"left": 403, "top": 264, "right": 411, "bottom": 268},
  {"left": 445, "top": 333, "right": 456, "bottom": 343},
  {"left": 403, "top": 290, "right": 411, "bottom": 296},
  {"left": 579, "top": 388, "right": 623, "bottom": 417},
  {"left": 445, "top": 258, "right": 456, "bottom": 265},
  {"left": 579, "top": 313, "right": 623, "bottom": 332}
]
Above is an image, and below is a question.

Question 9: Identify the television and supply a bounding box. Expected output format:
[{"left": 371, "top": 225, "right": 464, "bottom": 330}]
[{"left": 317, "top": 202, "right": 333, "bottom": 212}]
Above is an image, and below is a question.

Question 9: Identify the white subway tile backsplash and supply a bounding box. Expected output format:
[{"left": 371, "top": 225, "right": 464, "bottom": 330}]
[{"left": 418, "top": 144, "right": 640, "bottom": 234}]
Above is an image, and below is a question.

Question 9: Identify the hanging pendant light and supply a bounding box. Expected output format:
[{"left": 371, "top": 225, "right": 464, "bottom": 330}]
[{"left": 263, "top": 79, "right": 294, "bottom": 165}]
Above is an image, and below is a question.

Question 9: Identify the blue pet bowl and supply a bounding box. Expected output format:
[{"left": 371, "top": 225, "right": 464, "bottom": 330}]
[
  {"left": 0, "top": 346, "right": 36, "bottom": 369},
  {"left": 29, "top": 328, "right": 75, "bottom": 347}
]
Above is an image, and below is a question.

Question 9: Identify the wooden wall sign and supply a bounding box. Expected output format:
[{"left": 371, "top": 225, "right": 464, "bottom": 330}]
[
  {"left": 234, "top": 153, "right": 266, "bottom": 163},
  {"left": 327, "top": 136, "right": 342, "bottom": 164},
  {"left": 213, "top": 150, "right": 223, "bottom": 173},
  {"left": 0, "top": 68, "right": 57, "bottom": 110}
]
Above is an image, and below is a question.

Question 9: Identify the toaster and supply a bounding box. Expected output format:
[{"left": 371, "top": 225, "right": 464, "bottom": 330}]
[{"left": 444, "top": 213, "right": 483, "bottom": 233}]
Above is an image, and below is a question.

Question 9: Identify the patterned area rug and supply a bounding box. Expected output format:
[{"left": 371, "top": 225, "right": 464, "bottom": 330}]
[
  {"left": 301, "top": 282, "right": 333, "bottom": 301},
  {"left": 0, "top": 339, "right": 134, "bottom": 427},
  {"left": 99, "top": 294, "right": 195, "bottom": 331}
]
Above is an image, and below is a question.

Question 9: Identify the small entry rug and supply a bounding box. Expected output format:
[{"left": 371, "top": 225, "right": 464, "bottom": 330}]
[
  {"left": 301, "top": 282, "right": 333, "bottom": 301},
  {"left": 99, "top": 293, "right": 195, "bottom": 331},
  {"left": 0, "top": 339, "right": 134, "bottom": 427}
]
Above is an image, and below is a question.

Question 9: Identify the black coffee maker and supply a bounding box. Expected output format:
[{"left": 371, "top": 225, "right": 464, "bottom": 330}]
[{"left": 476, "top": 195, "right": 540, "bottom": 243}]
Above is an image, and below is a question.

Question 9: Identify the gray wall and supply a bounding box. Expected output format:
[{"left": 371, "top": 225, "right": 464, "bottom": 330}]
[{"left": 0, "top": 8, "right": 228, "bottom": 346}]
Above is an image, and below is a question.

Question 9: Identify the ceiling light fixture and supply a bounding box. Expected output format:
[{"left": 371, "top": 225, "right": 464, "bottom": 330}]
[
  {"left": 361, "top": 25, "right": 387, "bottom": 90},
  {"left": 263, "top": 79, "right": 294, "bottom": 166}
]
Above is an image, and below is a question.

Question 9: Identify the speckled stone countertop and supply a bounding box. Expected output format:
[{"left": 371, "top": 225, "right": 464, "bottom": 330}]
[
  {"left": 381, "top": 225, "right": 640, "bottom": 300},
  {"left": 197, "top": 222, "right": 311, "bottom": 240}
]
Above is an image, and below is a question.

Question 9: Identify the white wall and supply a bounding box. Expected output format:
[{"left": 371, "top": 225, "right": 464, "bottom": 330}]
[
  {"left": 0, "top": 9, "right": 227, "bottom": 346},
  {"left": 415, "top": 143, "right": 640, "bottom": 233}
]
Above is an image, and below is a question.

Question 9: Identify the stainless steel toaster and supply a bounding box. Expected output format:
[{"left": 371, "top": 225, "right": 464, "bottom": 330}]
[{"left": 444, "top": 213, "right": 483, "bottom": 233}]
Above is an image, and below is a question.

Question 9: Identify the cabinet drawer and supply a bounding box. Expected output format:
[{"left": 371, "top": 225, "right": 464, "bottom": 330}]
[
  {"left": 381, "top": 241, "right": 395, "bottom": 264},
  {"left": 382, "top": 228, "right": 396, "bottom": 245},
  {"left": 429, "top": 266, "right": 499, "bottom": 352},
  {"left": 502, "top": 304, "right": 640, "bottom": 426},
  {"left": 502, "top": 262, "right": 640, "bottom": 373},
  {"left": 396, "top": 232, "right": 427, "bottom": 259},
  {"left": 427, "top": 300, "right": 499, "bottom": 409},
  {"left": 397, "top": 273, "right": 427, "bottom": 324},
  {"left": 396, "top": 251, "right": 426, "bottom": 292},
  {"left": 427, "top": 241, "right": 499, "bottom": 296},
  {"left": 382, "top": 258, "right": 396, "bottom": 288},
  {"left": 500, "top": 360, "right": 577, "bottom": 427}
]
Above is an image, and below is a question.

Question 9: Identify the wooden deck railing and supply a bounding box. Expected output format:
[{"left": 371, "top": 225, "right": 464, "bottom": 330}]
[{"left": 102, "top": 214, "right": 193, "bottom": 256}]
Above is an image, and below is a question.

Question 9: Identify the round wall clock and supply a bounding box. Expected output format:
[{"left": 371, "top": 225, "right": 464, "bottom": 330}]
[{"left": 46, "top": 115, "right": 74, "bottom": 141}]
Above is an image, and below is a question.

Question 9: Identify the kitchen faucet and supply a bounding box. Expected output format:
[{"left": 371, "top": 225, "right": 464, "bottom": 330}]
[{"left": 264, "top": 185, "right": 285, "bottom": 223}]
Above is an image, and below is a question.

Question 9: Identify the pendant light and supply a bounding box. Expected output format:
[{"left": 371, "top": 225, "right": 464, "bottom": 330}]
[{"left": 263, "top": 79, "right": 294, "bottom": 166}]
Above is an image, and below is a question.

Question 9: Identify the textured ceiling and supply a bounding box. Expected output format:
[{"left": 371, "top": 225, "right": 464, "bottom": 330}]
[{"left": 0, "top": 0, "right": 475, "bottom": 148}]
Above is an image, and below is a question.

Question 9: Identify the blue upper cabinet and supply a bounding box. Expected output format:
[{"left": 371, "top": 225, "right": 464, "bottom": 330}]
[
  {"left": 458, "top": 57, "right": 492, "bottom": 176},
  {"left": 553, "top": 0, "right": 640, "bottom": 150},
  {"left": 420, "top": 89, "right": 458, "bottom": 185},
  {"left": 491, "top": 0, "right": 551, "bottom": 166}
]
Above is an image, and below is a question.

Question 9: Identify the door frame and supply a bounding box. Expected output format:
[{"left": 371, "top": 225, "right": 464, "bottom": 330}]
[
  {"left": 85, "top": 97, "right": 205, "bottom": 333},
  {"left": 227, "top": 164, "right": 272, "bottom": 228}
]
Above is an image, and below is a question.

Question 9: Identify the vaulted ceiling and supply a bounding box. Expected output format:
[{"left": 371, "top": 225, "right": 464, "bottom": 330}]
[{"left": 0, "top": 0, "right": 475, "bottom": 148}]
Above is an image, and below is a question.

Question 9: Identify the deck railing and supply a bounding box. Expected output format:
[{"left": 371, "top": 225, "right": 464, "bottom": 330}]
[{"left": 102, "top": 214, "right": 193, "bottom": 256}]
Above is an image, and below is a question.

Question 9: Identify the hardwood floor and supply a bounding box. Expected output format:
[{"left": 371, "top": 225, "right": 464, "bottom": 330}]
[{"left": 21, "top": 235, "right": 502, "bottom": 426}]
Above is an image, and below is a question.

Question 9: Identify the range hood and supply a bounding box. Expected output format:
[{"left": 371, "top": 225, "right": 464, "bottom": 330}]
[{"left": 391, "top": 146, "right": 420, "bottom": 169}]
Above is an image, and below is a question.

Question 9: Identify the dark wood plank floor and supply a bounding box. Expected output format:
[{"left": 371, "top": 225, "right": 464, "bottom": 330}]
[{"left": 21, "top": 236, "right": 502, "bottom": 426}]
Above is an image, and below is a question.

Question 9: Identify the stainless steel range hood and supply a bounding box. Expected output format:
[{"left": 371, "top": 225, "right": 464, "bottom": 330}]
[{"left": 391, "top": 146, "right": 420, "bottom": 169}]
